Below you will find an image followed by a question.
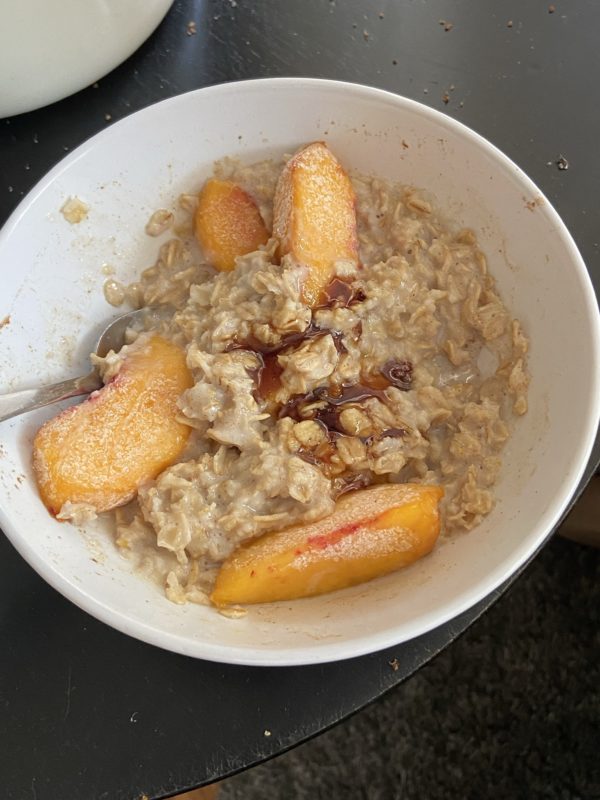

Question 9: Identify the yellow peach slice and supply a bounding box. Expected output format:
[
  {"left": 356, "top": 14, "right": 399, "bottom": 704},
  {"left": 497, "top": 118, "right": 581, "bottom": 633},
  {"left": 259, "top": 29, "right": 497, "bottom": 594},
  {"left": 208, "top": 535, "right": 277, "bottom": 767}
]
[
  {"left": 272, "top": 141, "right": 358, "bottom": 307},
  {"left": 211, "top": 483, "right": 443, "bottom": 606},
  {"left": 33, "top": 335, "right": 193, "bottom": 516},
  {"left": 194, "top": 178, "right": 269, "bottom": 271}
]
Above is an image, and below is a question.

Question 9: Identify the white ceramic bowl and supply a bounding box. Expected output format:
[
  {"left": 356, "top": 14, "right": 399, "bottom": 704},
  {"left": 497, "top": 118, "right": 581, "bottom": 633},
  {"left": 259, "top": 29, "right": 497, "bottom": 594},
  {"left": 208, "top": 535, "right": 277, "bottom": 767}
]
[
  {"left": 0, "top": 0, "right": 174, "bottom": 118},
  {"left": 1, "top": 79, "right": 598, "bottom": 665}
]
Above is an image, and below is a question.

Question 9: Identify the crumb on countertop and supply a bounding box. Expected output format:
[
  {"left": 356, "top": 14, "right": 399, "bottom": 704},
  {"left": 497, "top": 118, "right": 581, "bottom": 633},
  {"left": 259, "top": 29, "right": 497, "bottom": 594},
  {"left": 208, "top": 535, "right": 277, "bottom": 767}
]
[{"left": 186, "top": 20, "right": 197, "bottom": 35}]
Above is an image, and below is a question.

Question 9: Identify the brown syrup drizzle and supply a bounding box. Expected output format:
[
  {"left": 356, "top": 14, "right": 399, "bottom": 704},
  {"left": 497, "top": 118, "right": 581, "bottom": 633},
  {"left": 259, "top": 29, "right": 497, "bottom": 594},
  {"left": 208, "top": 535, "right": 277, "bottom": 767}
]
[
  {"left": 225, "top": 321, "right": 344, "bottom": 359},
  {"left": 331, "top": 471, "right": 373, "bottom": 498},
  {"left": 219, "top": 274, "right": 415, "bottom": 497},
  {"left": 315, "top": 277, "right": 367, "bottom": 309},
  {"left": 281, "top": 382, "right": 408, "bottom": 447},
  {"left": 380, "top": 359, "right": 413, "bottom": 391},
  {"left": 227, "top": 322, "right": 347, "bottom": 403},
  {"left": 278, "top": 383, "right": 387, "bottom": 424},
  {"left": 225, "top": 277, "right": 369, "bottom": 400},
  {"left": 223, "top": 278, "right": 412, "bottom": 433}
]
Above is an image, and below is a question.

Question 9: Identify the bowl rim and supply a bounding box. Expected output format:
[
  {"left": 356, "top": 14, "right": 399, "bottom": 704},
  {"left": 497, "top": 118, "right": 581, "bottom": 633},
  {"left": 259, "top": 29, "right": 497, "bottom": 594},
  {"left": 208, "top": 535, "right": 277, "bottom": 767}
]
[{"left": 1, "top": 76, "right": 599, "bottom": 666}]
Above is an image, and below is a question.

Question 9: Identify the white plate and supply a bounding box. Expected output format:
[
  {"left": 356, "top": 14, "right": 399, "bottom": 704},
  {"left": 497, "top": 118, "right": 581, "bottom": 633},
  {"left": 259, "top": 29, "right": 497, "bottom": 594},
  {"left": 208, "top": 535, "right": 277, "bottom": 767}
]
[
  {"left": 0, "top": 0, "right": 174, "bottom": 118},
  {"left": 1, "top": 79, "right": 599, "bottom": 665}
]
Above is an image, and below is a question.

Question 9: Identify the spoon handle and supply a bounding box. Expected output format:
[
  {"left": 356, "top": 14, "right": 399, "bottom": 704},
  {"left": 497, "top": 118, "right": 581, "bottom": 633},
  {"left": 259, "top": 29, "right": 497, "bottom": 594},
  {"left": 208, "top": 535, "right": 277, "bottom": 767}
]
[{"left": 0, "top": 371, "right": 102, "bottom": 423}]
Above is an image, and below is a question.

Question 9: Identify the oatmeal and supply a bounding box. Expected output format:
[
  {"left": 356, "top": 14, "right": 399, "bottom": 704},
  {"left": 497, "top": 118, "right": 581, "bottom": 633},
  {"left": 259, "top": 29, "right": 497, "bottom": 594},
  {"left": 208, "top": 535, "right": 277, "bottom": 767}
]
[{"left": 89, "top": 147, "right": 529, "bottom": 604}]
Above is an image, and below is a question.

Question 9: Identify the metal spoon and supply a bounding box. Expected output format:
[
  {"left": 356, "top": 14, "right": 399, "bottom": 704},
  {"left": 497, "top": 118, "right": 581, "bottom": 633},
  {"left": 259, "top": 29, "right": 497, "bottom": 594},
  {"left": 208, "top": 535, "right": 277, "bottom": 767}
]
[{"left": 0, "top": 307, "right": 163, "bottom": 423}]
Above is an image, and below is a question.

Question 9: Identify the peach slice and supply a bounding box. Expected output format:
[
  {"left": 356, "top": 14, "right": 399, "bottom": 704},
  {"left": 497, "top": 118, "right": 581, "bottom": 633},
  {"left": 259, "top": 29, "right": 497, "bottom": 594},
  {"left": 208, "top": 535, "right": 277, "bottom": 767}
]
[
  {"left": 210, "top": 483, "right": 443, "bottom": 606},
  {"left": 33, "top": 335, "right": 193, "bottom": 516},
  {"left": 194, "top": 178, "right": 269, "bottom": 271},
  {"left": 272, "top": 141, "right": 359, "bottom": 307}
]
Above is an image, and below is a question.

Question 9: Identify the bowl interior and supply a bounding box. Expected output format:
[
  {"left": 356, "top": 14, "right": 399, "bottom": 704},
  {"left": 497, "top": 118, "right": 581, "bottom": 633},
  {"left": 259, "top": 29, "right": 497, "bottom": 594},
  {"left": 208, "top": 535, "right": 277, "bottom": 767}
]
[{"left": 0, "top": 79, "right": 598, "bottom": 664}]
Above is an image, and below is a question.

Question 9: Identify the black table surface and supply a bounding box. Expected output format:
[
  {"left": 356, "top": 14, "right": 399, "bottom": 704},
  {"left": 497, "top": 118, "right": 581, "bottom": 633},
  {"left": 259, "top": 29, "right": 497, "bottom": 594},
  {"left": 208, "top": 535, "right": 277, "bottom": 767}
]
[{"left": 1, "top": 2, "right": 599, "bottom": 799}]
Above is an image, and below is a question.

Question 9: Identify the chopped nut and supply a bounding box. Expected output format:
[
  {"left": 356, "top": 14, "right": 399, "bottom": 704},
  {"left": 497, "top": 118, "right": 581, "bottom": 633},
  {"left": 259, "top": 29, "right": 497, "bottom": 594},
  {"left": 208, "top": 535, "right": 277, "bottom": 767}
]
[
  {"left": 339, "top": 407, "right": 373, "bottom": 437},
  {"left": 336, "top": 436, "right": 367, "bottom": 467},
  {"left": 336, "top": 436, "right": 367, "bottom": 466},
  {"left": 372, "top": 450, "right": 407, "bottom": 475},
  {"left": 293, "top": 420, "right": 327, "bottom": 448}
]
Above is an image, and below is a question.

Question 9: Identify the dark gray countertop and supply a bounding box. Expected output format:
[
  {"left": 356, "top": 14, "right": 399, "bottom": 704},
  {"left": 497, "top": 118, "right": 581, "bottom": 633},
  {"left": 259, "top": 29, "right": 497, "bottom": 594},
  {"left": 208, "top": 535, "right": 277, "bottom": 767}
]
[{"left": 1, "top": 2, "right": 598, "bottom": 798}]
